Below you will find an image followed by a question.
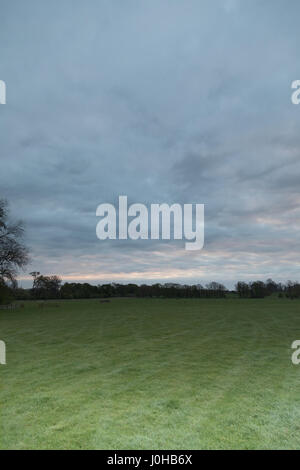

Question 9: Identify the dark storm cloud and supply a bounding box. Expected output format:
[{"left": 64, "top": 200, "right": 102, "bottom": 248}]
[{"left": 1, "top": 0, "right": 300, "bottom": 287}]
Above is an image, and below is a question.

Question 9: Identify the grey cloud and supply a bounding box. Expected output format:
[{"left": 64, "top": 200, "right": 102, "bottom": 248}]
[{"left": 1, "top": 0, "right": 300, "bottom": 288}]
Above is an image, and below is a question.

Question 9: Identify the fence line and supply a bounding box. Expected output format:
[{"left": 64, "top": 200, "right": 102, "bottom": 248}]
[{"left": 0, "top": 304, "right": 20, "bottom": 310}]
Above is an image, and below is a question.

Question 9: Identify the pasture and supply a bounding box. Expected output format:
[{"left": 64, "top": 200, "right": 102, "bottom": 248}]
[{"left": 0, "top": 298, "right": 300, "bottom": 449}]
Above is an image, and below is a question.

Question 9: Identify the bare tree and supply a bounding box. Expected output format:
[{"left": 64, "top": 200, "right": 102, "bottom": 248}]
[{"left": 0, "top": 199, "right": 29, "bottom": 286}]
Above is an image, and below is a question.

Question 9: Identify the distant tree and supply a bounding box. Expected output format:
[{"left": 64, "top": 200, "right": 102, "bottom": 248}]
[
  {"left": 0, "top": 279, "right": 14, "bottom": 305},
  {"left": 60, "top": 282, "right": 75, "bottom": 299},
  {"left": 285, "top": 281, "right": 300, "bottom": 299},
  {"left": 31, "top": 273, "right": 62, "bottom": 299},
  {"left": 0, "top": 199, "right": 29, "bottom": 296},
  {"left": 266, "top": 278, "right": 279, "bottom": 295},
  {"left": 29, "top": 271, "right": 40, "bottom": 280},
  {"left": 206, "top": 282, "right": 226, "bottom": 291},
  {"left": 235, "top": 281, "right": 250, "bottom": 298},
  {"left": 250, "top": 281, "right": 267, "bottom": 298},
  {"left": 12, "top": 286, "right": 32, "bottom": 301}
]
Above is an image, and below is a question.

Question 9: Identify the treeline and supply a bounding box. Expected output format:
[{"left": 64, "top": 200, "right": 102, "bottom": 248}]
[
  {"left": 61, "top": 282, "right": 228, "bottom": 299},
  {"left": 3, "top": 274, "right": 300, "bottom": 303},
  {"left": 11, "top": 276, "right": 227, "bottom": 301},
  {"left": 235, "top": 279, "right": 300, "bottom": 299}
]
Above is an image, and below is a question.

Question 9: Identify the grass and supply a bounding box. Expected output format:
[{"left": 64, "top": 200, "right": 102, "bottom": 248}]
[{"left": 1, "top": 297, "right": 300, "bottom": 449}]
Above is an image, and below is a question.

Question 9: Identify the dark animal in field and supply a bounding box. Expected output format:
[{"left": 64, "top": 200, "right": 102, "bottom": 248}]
[{"left": 100, "top": 299, "right": 110, "bottom": 303}]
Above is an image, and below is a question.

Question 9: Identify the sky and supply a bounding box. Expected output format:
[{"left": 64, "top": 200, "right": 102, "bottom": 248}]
[{"left": 1, "top": 0, "right": 300, "bottom": 289}]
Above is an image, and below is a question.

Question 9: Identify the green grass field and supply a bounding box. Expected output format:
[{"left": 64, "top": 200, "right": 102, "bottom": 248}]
[{"left": 1, "top": 298, "right": 300, "bottom": 449}]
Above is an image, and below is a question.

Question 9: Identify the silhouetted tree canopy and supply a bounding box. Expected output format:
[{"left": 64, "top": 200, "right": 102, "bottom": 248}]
[{"left": 30, "top": 272, "right": 62, "bottom": 300}]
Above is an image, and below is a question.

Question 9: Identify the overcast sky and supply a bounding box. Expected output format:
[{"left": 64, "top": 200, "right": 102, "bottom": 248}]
[{"left": 1, "top": 0, "right": 300, "bottom": 288}]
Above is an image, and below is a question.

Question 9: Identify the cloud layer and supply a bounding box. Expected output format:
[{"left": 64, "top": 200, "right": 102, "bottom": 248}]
[{"left": 1, "top": 0, "right": 300, "bottom": 288}]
